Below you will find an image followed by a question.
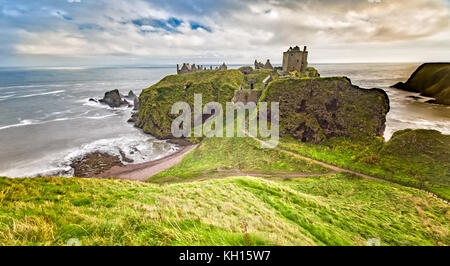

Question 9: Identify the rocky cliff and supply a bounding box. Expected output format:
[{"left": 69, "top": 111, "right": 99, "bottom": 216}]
[
  {"left": 392, "top": 63, "right": 450, "bottom": 105},
  {"left": 262, "top": 77, "right": 390, "bottom": 143},
  {"left": 135, "top": 70, "right": 244, "bottom": 139}
]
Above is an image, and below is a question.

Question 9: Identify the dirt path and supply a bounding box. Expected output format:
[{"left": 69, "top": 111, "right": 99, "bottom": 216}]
[
  {"left": 96, "top": 145, "right": 197, "bottom": 181},
  {"left": 245, "top": 130, "right": 392, "bottom": 184}
]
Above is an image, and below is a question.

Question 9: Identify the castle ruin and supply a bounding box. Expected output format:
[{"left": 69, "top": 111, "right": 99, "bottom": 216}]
[
  {"left": 254, "top": 59, "right": 273, "bottom": 70},
  {"left": 282, "top": 46, "right": 308, "bottom": 72},
  {"left": 177, "top": 62, "right": 227, "bottom": 74}
]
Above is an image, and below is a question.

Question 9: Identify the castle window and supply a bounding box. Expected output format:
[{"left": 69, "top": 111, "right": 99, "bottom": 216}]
[
  {"left": 297, "top": 59, "right": 299, "bottom": 62},
  {"left": 290, "top": 53, "right": 293, "bottom": 56}
]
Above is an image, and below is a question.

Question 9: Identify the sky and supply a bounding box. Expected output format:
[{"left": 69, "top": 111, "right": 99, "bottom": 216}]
[{"left": 0, "top": 0, "right": 449, "bottom": 67}]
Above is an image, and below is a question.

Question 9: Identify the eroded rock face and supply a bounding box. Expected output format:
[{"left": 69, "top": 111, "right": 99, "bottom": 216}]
[
  {"left": 135, "top": 70, "right": 243, "bottom": 139},
  {"left": 262, "top": 77, "right": 390, "bottom": 143},
  {"left": 99, "top": 89, "right": 129, "bottom": 108}
]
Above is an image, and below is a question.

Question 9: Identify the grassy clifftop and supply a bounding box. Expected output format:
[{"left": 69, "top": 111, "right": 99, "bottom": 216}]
[
  {"left": 393, "top": 63, "right": 450, "bottom": 105},
  {"left": 136, "top": 70, "right": 244, "bottom": 139}
]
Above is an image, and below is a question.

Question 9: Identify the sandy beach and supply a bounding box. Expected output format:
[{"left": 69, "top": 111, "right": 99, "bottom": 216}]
[{"left": 95, "top": 144, "right": 197, "bottom": 181}]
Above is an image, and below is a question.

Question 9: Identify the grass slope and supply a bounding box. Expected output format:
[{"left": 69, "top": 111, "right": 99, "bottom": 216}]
[
  {"left": 0, "top": 175, "right": 447, "bottom": 246},
  {"left": 149, "top": 136, "right": 329, "bottom": 183},
  {"left": 278, "top": 129, "right": 450, "bottom": 200}
]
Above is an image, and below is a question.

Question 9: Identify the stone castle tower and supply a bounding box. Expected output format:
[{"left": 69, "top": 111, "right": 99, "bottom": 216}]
[{"left": 282, "top": 46, "right": 308, "bottom": 72}]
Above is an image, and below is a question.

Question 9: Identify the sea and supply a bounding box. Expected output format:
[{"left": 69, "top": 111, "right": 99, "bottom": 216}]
[{"left": 0, "top": 63, "right": 449, "bottom": 177}]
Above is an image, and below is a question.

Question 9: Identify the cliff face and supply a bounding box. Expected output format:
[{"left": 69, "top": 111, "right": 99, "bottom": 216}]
[
  {"left": 392, "top": 63, "right": 450, "bottom": 105},
  {"left": 262, "top": 77, "right": 390, "bottom": 143},
  {"left": 136, "top": 70, "right": 243, "bottom": 139}
]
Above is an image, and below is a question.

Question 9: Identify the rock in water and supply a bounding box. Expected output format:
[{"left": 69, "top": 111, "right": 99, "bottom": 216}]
[
  {"left": 126, "top": 90, "right": 137, "bottom": 100},
  {"left": 70, "top": 152, "right": 124, "bottom": 177},
  {"left": 133, "top": 97, "right": 139, "bottom": 111},
  {"left": 99, "top": 89, "right": 129, "bottom": 108},
  {"left": 128, "top": 112, "right": 138, "bottom": 123},
  {"left": 392, "top": 63, "right": 450, "bottom": 105},
  {"left": 262, "top": 77, "right": 390, "bottom": 143}
]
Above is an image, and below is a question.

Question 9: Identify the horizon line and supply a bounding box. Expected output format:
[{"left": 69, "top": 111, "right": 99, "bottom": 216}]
[{"left": 0, "top": 61, "right": 435, "bottom": 69}]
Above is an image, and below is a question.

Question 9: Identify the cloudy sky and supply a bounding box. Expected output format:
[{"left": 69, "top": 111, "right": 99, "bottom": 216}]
[{"left": 0, "top": 0, "right": 449, "bottom": 66}]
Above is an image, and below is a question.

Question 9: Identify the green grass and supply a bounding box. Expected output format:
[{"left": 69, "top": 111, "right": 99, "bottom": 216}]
[
  {"left": 290, "top": 67, "right": 320, "bottom": 78},
  {"left": 149, "top": 136, "right": 329, "bottom": 182},
  {"left": 0, "top": 174, "right": 447, "bottom": 246},
  {"left": 243, "top": 69, "right": 277, "bottom": 91},
  {"left": 278, "top": 129, "right": 450, "bottom": 201},
  {"left": 1, "top": 69, "right": 448, "bottom": 246}
]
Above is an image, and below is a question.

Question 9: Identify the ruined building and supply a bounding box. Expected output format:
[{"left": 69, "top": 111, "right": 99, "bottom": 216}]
[
  {"left": 282, "top": 46, "right": 308, "bottom": 72},
  {"left": 177, "top": 63, "right": 227, "bottom": 74},
  {"left": 218, "top": 62, "right": 227, "bottom": 71},
  {"left": 254, "top": 59, "right": 273, "bottom": 70},
  {"left": 254, "top": 60, "right": 264, "bottom": 69}
]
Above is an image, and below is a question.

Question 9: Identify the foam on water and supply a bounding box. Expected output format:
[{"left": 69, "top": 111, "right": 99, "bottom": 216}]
[
  {"left": 0, "top": 119, "right": 38, "bottom": 131},
  {"left": 0, "top": 133, "right": 178, "bottom": 178},
  {"left": 16, "top": 90, "right": 65, "bottom": 99}
]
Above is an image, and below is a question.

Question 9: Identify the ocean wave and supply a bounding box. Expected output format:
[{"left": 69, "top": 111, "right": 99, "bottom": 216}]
[
  {"left": 50, "top": 110, "right": 74, "bottom": 116},
  {"left": 16, "top": 90, "right": 65, "bottom": 99},
  {"left": 0, "top": 95, "right": 16, "bottom": 101},
  {"left": 0, "top": 134, "right": 179, "bottom": 178},
  {"left": 0, "top": 119, "right": 39, "bottom": 131},
  {"left": 84, "top": 114, "right": 118, "bottom": 120},
  {"left": 0, "top": 84, "right": 69, "bottom": 91},
  {"left": 0, "top": 114, "right": 118, "bottom": 131},
  {"left": 82, "top": 99, "right": 131, "bottom": 111},
  {"left": 385, "top": 119, "right": 450, "bottom": 140},
  {"left": 56, "top": 134, "right": 179, "bottom": 175}
]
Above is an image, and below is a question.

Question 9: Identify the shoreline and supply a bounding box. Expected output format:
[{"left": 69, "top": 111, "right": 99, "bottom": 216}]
[{"left": 94, "top": 144, "right": 198, "bottom": 181}]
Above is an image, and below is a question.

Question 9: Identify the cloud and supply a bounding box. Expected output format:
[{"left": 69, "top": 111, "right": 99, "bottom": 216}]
[
  {"left": 52, "top": 10, "right": 73, "bottom": 21},
  {"left": 1, "top": 0, "right": 449, "bottom": 65}
]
